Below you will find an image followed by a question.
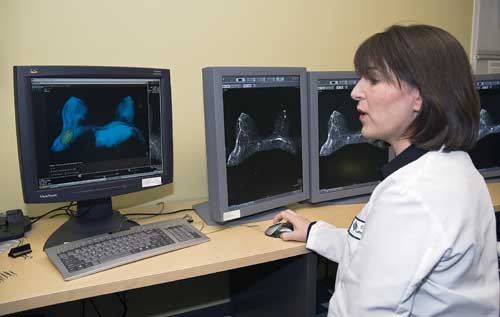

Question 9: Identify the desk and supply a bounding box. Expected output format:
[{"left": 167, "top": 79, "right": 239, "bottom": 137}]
[
  {"left": 2, "top": 182, "right": 500, "bottom": 316},
  {"left": 0, "top": 200, "right": 362, "bottom": 316}
]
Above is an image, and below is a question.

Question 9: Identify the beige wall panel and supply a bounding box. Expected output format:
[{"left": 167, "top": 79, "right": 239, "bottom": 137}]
[{"left": 0, "top": 0, "right": 473, "bottom": 215}]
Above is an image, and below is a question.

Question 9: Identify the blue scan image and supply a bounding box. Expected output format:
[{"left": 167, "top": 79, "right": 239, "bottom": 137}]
[
  {"left": 51, "top": 97, "right": 94, "bottom": 152},
  {"left": 51, "top": 96, "right": 145, "bottom": 152},
  {"left": 226, "top": 109, "right": 299, "bottom": 167},
  {"left": 115, "top": 96, "right": 135, "bottom": 124},
  {"left": 95, "top": 96, "right": 145, "bottom": 148},
  {"left": 95, "top": 121, "right": 145, "bottom": 148}
]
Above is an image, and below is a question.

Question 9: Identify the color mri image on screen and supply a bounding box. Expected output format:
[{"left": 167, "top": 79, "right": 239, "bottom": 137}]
[
  {"left": 318, "top": 86, "right": 387, "bottom": 192},
  {"left": 469, "top": 81, "right": 500, "bottom": 171},
  {"left": 222, "top": 79, "right": 303, "bottom": 207},
  {"left": 45, "top": 86, "right": 148, "bottom": 162},
  {"left": 31, "top": 80, "right": 161, "bottom": 189}
]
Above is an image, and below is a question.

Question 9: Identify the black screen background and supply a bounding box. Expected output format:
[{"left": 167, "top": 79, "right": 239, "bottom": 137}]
[{"left": 223, "top": 87, "right": 303, "bottom": 207}]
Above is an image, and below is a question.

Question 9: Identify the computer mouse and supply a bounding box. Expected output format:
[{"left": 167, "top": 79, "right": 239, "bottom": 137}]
[{"left": 265, "top": 222, "right": 294, "bottom": 238}]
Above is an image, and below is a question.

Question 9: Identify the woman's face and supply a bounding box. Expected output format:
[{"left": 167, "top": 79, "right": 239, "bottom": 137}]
[{"left": 351, "top": 71, "right": 422, "bottom": 150}]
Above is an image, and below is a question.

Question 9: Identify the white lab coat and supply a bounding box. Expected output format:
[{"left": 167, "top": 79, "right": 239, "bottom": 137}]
[{"left": 307, "top": 149, "right": 500, "bottom": 316}]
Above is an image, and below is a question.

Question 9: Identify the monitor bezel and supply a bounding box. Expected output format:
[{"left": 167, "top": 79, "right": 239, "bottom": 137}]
[
  {"left": 13, "top": 65, "right": 173, "bottom": 203},
  {"left": 307, "top": 71, "right": 393, "bottom": 204},
  {"left": 473, "top": 73, "right": 500, "bottom": 180},
  {"left": 201, "top": 66, "right": 310, "bottom": 223}
]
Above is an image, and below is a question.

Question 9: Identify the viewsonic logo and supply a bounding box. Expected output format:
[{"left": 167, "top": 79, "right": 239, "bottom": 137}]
[{"left": 40, "top": 194, "right": 58, "bottom": 199}]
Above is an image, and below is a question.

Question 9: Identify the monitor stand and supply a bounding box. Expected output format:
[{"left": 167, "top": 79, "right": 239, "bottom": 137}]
[
  {"left": 193, "top": 201, "right": 286, "bottom": 227},
  {"left": 43, "top": 197, "right": 136, "bottom": 250}
]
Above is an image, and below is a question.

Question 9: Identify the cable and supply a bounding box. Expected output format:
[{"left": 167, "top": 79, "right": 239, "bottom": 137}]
[
  {"left": 204, "top": 227, "right": 229, "bottom": 235},
  {"left": 123, "top": 201, "right": 165, "bottom": 219},
  {"left": 191, "top": 220, "right": 205, "bottom": 232},
  {"left": 114, "top": 206, "right": 196, "bottom": 234},
  {"left": 49, "top": 202, "right": 78, "bottom": 219},
  {"left": 123, "top": 202, "right": 195, "bottom": 219},
  {"left": 203, "top": 223, "right": 259, "bottom": 235},
  {"left": 29, "top": 201, "right": 76, "bottom": 225},
  {"left": 116, "top": 292, "right": 128, "bottom": 317},
  {"left": 49, "top": 213, "right": 72, "bottom": 219},
  {"left": 63, "top": 201, "right": 77, "bottom": 216},
  {"left": 89, "top": 298, "right": 102, "bottom": 317}
]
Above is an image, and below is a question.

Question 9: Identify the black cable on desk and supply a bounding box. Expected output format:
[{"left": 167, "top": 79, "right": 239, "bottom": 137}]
[
  {"left": 112, "top": 202, "right": 196, "bottom": 233},
  {"left": 30, "top": 201, "right": 76, "bottom": 225},
  {"left": 123, "top": 202, "right": 195, "bottom": 219}
]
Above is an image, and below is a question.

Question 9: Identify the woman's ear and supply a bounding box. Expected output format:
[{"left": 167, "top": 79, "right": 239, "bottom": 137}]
[{"left": 411, "top": 88, "right": 422, "bottom": 113}]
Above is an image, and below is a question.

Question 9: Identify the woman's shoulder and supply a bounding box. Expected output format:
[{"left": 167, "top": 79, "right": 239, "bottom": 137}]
[
  {"left": 389, "top": 150, "right": 481, "bottom": 189},
  {"left": 377, "top": 150, "right": 489, "bottom": 212}
]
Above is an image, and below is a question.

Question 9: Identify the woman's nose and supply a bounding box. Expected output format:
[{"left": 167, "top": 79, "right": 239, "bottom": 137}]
[{"left": 351, "top": 81, "right": 363, "bottom": 101}]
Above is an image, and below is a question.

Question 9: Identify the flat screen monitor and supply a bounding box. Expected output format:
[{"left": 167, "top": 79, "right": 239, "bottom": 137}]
[
  {"left": 469, "top": 74, "right": 500, "bottom": 179},
  {"left": 308, "top": 71, "right": 391, "bottom": 204},
  {"left": 195, "top": 67, "right": 310, "bottom": 224},
  {"left": 14, "top": 66, "right": 173, "bottom": 248}
]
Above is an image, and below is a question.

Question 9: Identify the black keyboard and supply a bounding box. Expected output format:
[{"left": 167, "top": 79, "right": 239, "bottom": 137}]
[{"left": 45, "top": 218, "right": 209, "bottom": 281}]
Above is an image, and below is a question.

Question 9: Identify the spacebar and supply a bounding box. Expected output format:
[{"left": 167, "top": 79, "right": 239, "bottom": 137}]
[{"left": 98, "top": 252, "right": 133, "bottom": 264}]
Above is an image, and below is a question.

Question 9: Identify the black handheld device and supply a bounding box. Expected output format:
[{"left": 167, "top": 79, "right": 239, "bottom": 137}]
[{"left": 0, "top": 209, "right": 32, "bottom": 242}]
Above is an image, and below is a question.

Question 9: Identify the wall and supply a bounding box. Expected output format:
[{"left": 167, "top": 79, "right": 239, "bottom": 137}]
[
  {"left": 0, "top": 0, "right": 474, "bottom": 216},
  {"left": 471, "top": 0, "right": 500, "bottom": 73}
]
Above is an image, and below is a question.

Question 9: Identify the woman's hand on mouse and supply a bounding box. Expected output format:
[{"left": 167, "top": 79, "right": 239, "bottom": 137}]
[{"left": 273, "top": 209, "right": 311, "bottom": 242}]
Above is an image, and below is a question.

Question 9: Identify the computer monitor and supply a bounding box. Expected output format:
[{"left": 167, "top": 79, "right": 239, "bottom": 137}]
[
  {"left": 308, "top": 71, "right": 391, "bottom": 204},
  {"left": 194, "top": 67, "right": 310, "bottom": 224},
  {"left": 469, "top": 73, "right": 500, "bottom": 179},
  {"left": 13, "top": 66, "right": 173, "bottom": 249}
]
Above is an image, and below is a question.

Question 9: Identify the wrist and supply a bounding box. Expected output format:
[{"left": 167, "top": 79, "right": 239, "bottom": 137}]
[{"left": 306, "top": 221, "right": 317, "bottom": 241}]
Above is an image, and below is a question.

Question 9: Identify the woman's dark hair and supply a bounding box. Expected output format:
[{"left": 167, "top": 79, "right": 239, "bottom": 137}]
[{"left": 354, "top": 24, "right": 479, "bottom": 151}]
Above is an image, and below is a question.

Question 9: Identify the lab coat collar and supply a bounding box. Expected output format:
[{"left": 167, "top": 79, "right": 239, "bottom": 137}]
[{"left": 380, "top": 144, "right": 428, "bottom": 180}]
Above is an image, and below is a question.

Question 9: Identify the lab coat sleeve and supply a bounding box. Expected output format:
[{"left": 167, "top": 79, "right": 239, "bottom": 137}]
[
  {"left": 306, "top": 220, "right": 347, "bottom": 263},
  {"left": 338, "top": 184, "right": 447, "bottom": 316}
]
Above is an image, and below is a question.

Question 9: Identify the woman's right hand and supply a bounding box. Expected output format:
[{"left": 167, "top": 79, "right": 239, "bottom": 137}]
[{"left": 272, "top": 209, "right": 312, "bottom": 242}]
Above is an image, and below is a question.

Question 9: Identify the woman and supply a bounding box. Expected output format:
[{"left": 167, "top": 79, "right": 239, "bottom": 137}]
[{"left": 274, "top": 24, "right": 500, "bottom": 316}]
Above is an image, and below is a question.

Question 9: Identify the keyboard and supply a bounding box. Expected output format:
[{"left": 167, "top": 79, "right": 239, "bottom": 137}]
[{"left": 45, "top": 218, "right": 209, "bottom": 281}]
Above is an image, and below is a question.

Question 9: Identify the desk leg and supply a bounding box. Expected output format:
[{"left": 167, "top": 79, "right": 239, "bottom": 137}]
[{"left": 230, "top": 253, "right": 318, "bottom": 316}]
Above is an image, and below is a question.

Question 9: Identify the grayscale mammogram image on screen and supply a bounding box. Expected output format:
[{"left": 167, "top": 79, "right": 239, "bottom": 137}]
[
  {"left": 469, "top": 82, "right": 500, "bottom": 171},
  {"left": 223, "top": 83, "right": 303, "bottom": 207}
]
